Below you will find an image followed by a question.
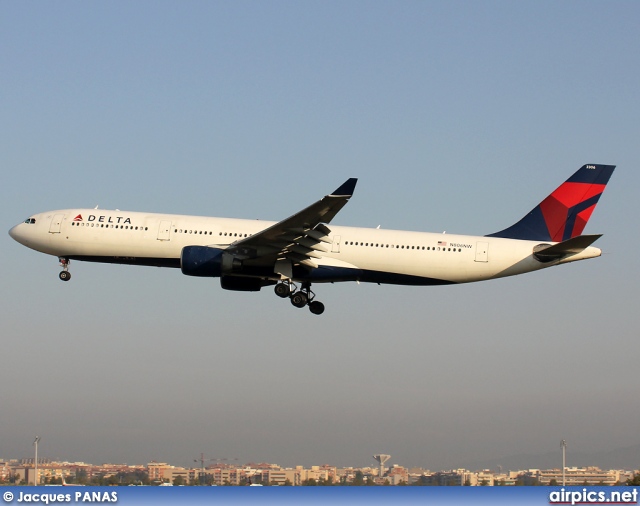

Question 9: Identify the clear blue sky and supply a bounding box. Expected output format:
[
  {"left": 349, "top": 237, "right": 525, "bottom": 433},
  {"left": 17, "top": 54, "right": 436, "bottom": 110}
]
[{"left": 2, "top": 1, "right": 638, "bottom": 470}]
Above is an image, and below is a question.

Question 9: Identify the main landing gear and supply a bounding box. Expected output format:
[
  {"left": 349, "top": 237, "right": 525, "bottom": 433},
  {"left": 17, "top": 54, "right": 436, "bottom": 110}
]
[
  {"left": 58, "top": 257, "right": 71, "bottom": 281},
  {"left": 274, "top": 281, "right": 325, "bottom": 315}
]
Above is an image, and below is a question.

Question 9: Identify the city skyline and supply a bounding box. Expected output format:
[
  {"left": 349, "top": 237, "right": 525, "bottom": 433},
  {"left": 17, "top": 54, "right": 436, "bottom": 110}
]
[
  {"left": 3, "top": 454, "right": 637, "bottom": 487},
  {"left": 5, "top": 441, "right": 640, "bottom": 474}
]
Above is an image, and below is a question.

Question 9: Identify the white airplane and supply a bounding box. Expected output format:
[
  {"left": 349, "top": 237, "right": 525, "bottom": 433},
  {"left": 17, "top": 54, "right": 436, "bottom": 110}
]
[{"left": 9, "top": 164, "right": 614, "bottom": 315}]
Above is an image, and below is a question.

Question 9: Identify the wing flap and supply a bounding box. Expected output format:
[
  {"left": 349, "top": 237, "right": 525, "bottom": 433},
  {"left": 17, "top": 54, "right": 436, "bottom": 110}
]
[
  {"left": 297, "top": 237, "right": 329, "bottom": 252},
  {"left": 297, "top": 258, "right": 318, "bottom": 268},
  {"left": 288, "top": 245, "right": 322, "bottom": 258},
  {"left": 305, "top": 230, "right": 332, "bottom": 243}
]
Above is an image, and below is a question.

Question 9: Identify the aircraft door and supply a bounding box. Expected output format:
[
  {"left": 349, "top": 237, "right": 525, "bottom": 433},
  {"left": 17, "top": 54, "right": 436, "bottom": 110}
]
[
  {"left": 332, "top": 235, "right": 341, "bottom": 253},
  {"left": 157, "top": 220, "right": 171, "bottom": 241},
  {"left": 49, "top": 214, "right": 64, "bottom": 234},
  {"left": 475, "top": 241, "right": 489, "bottom": 262}
]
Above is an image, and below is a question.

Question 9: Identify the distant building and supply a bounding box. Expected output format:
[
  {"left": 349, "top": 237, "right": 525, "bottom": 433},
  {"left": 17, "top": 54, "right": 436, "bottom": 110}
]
[
  {"left": 147, "top": 462, "right": 170, "bottom": 483},
  {"left": 12, "top": 463, "right": 76, "bottom": 485},
  {"left": 0, "top": 461, "right": 10, "bottom": 482},
  {"left": 211, "top": 467, "right": 247, "bottom": 486},
  {"left": 423, "top": 469, "right": 479, "bottom": 486},
  {"left": 336, "top": 467, "right": 356, "bottom": 484},
  {"left": 524, "top": 467, "right": 624, "bottom": 486},
  {"left": 256, "top": 468, "right": 300, "bottom": 486},
  {"left": 386, "top": 465, "right": 409, "bottom": 485},
  {"left": 296, "top": 465, "right": 335, "bottom": 484},
  {"left": 492, "top": 471, "right": 520, "bottom": 486},
  {"left": 164, "top": 466, "right": 190, "bottom": 484}
]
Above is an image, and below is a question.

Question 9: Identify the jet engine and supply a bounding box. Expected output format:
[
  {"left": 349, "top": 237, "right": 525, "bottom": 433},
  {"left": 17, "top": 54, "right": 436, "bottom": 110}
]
[{"left": 180, "top": 246, "right": 225, "bottom": 277}]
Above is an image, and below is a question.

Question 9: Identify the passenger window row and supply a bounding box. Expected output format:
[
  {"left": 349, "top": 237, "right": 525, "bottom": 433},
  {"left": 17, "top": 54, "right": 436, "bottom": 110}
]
[
  {"left": 171, "top": 230, "right": 253, "bottom": 237},
  {"left": 219, "top": 231, "right": 251, "bottom": 238},
  {"left": 175, "top": 229, "right": 214, "bottom": 235},
  {"left": 345, "top": 241, "right": 462, "bottom": 252},
  {"left": 71, "top": 222, "right": 148, "bottom": 230}
]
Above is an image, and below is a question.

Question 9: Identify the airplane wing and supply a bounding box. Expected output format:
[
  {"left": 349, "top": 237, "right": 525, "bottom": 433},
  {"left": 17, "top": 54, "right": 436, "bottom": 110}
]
[{"left": 224, "top": 178, "right": 357, "bottom": 273}]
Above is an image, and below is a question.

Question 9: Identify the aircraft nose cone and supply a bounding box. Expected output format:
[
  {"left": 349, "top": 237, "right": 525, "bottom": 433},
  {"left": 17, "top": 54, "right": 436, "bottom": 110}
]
[{"left": 9, "top": 224, "right": 25, "bottom": 245}]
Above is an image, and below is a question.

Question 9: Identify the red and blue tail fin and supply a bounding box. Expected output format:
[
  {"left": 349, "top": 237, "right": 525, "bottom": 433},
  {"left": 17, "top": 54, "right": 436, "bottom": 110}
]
[{"left": 487, "top": 164, "right": 615, "bottom": 241}]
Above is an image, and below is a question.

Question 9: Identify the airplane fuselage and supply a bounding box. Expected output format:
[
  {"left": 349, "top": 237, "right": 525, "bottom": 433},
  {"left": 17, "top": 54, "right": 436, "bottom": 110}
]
[{"left": 9, "top": 208, "right": 601, "bottom": 286}]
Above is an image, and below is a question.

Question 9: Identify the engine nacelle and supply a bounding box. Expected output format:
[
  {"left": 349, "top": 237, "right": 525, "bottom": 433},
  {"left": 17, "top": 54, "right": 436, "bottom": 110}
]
[
  {"left": 220, "top": 275, "right": 264, "bottom": 291},
  {"left": 181, "top": 246, "right": 270, "bottom": 291},
  {"left": 180, "top": 246, "right": 224, "bottom": 277}
]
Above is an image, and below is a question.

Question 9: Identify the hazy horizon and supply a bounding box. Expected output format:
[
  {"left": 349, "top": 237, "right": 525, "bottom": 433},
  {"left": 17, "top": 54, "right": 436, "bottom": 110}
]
[{"left": 2, "top": 1, "right": 639, "bottom": 473}]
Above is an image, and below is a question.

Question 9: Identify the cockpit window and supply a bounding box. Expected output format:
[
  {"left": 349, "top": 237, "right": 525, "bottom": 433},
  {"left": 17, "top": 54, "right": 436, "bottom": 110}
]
[{"left": 24, "top": 218, "right": 36, "bottom": 224}]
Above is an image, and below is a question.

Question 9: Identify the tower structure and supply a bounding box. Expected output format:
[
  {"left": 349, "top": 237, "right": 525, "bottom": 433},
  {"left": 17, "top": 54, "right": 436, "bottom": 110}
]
[
  {"left": 561, "top": 440, "right": 567, "bottom": 486},
  {"left": 373, "top": 454, "right": 390, "bottom": 478}
]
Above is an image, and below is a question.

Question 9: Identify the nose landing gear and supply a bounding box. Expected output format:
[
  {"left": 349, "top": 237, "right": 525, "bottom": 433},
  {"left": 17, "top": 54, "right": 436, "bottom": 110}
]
[
  {"left": 58, "top": 257, "right": 71, "bottom": 281},
  {"left": 273, "top": 281, "right": 325, "bottom": 315}
]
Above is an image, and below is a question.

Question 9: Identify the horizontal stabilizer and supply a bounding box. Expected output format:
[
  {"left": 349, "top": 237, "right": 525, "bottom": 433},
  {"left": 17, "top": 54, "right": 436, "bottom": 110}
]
[{"left": 533, "top": 234, "right": 602, "bottom": 262}]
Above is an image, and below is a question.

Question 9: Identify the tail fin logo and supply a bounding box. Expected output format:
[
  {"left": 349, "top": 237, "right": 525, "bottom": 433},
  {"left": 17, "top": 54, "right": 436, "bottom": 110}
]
[
  {"left": 539, "top": 182, "right": 606, "bottom": 241},
  {"left": 487, "top": 164, "right": 615, "bottom": 242}
]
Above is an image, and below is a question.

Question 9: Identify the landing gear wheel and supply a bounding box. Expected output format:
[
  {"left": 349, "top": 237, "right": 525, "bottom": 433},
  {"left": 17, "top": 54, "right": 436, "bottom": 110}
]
[
  {"left": 308, "top": 301, "right": 325, "bottom": 315},
  {"left": 58, "top": 257, "right": 71, "bottom": 281},
  {"left": 274, "top": 283, "right": 290, "bottom": 298},
  {"left": 290, "top": 291, "right": 308, "bottom": 308}
]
